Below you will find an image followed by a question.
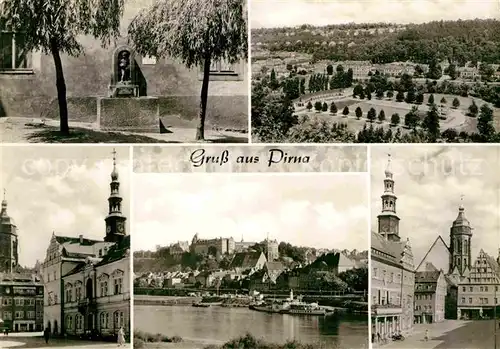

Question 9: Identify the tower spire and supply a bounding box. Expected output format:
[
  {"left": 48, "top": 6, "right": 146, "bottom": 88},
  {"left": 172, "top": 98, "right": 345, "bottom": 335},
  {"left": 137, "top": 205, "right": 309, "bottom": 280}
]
[
  {"left": 450, "top": 194, "right": 472, "bottom": 276},
  {"left": 105, "top": 149, "right": 127, "bottom": 242},
  {"left": 384, "top": 151, "right": 393, "bottom": 179}
]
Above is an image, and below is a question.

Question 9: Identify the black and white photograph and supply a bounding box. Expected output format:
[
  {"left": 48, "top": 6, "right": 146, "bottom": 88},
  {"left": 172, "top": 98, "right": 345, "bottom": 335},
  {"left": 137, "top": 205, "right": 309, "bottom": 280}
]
[
  {"left": 251, "top": 0, "right": 500, "bottom": 143},
  {"left": 0, "top": 146, "right": 131, "bottom": 348},
  {"left": 370, "top": 145, "right": 500, "bottom": 348},
  {"left": 0, "top": 0, "right": 248, "bottom": 143},
  {"left": 133, "top": 174, "right": 369, "bottom": 349}
]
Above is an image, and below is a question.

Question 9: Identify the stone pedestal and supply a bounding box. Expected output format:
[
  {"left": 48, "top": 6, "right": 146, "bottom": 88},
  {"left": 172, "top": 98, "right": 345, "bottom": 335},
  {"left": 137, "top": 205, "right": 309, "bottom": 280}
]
[
  {"left": 108, "top": 83, "right": 139, "bottom": 97},
  {"left": 98, "top": 97, "right": 160, "bottom": 133}
]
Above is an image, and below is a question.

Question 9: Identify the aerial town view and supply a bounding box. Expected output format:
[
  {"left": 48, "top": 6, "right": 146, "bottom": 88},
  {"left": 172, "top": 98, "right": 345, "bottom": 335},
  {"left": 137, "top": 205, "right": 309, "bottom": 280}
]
[
  {"left": 251, "top": 0, "right": 500, "bottom": 143},
  {"left": 0, "top": 146, "right": 131, "bottom": 348},
  {"left": 371, "top": 145, "right": 500, "bottom": 348},
  {"left": 132, "top": 174, "right": 369, "bottom": 349}
]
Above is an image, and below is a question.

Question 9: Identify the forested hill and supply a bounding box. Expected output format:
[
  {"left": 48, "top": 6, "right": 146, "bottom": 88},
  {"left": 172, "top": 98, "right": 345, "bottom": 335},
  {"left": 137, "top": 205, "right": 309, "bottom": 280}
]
[{"left": 252, "top": 19, "right": 500, "bottom": 65}]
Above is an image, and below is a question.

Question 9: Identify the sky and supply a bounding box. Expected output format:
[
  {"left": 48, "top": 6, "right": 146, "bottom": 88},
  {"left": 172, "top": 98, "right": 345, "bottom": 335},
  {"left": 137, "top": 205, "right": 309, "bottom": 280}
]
[
  {"left": 371, "top": 145, "right": 500, "bottom": 267},
  {"left": 133, "top": 174, "right": 369, "bottom": 252},
  {"left": 251, "top": 0, "right": 499, "bottom": 28},
  {"left": 0, "top": 146, "right": 130, "bottom": 268}
]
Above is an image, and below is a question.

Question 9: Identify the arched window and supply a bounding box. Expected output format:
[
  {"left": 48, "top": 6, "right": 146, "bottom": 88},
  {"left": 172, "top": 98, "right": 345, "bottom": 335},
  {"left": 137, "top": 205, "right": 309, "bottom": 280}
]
[
  {"left": 100, "top": 312, "right": 109, "bottom": 329},
  {"left": 113, "top": 311, "right": 120, "bottom": 330},
  {"left": 112, "top": 270, "right": 124, "bottom": 295},
  {"left": 86, "top": 279, "right": 93, "bottom": 299},
  {"left": 66, "top": 315, "right": 72, "bottom": 331},
  {"left": 76, "top": 314, "right": 83, "bottom": 330}
]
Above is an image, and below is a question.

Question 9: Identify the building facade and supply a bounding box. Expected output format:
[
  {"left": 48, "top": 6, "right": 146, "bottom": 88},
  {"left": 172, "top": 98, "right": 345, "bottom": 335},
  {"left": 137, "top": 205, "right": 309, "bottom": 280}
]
[
  {"left": 457, "top": 249, "right": 500, "bottom": 320},
  {"left": 0, "top": 273, "right": 44, "bottom": 332},
  {"left": 40, "top": 152, "right": 130, "bottom": 338},
  {"left": 414, "top": 269, "right": 447, "bottom": 324},
  {"left": 371, "top": 156, "right": 415, "bottom": 341},
  {"left": 0, "top": 192, "right": 44, "bottom": 332},
  {"left": 190, "top": 234, "right": 236, "bottom": 256}
]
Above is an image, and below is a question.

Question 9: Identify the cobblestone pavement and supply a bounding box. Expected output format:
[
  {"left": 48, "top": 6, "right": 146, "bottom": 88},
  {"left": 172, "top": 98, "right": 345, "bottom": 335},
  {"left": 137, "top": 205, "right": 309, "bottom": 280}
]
[{"left": 374, "top": 320, "right": 498, "bottom": 349}]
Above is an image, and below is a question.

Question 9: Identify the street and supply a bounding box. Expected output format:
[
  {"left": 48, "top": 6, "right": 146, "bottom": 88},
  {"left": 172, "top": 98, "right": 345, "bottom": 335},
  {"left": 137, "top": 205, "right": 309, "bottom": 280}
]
[{"left": 380, "top": 320, "right": 497, "bottom": 349}]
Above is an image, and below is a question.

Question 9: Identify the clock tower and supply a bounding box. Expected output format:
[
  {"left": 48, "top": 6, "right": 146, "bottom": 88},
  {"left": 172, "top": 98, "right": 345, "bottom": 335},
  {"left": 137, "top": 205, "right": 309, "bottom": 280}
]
[
  {"left": 377, "top": 153, "right": 401, "bottom": 242},
  {"left": 104, "top": 149, "right": 127, "bottom": 243}
]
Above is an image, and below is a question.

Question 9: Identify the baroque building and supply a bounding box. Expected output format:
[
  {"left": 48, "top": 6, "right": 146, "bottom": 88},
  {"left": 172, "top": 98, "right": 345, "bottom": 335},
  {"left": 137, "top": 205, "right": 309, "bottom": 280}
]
[
  {"left": 40, "top": 150, "right": 130, "bottom": 339},
  {"left": 371, "top": 155, "right": 415, "bottom": 342},
  {"left": 190, "top": 234, "right": 236, "bottom": 256}
]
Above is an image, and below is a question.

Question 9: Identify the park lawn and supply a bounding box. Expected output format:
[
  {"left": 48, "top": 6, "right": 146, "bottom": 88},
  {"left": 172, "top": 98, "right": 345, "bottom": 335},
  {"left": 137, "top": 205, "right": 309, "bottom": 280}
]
[
  {"left": 302, "top": 110, "right": 411, "bottom": 135},
  {"left": 350, "top": 100, "right": 416, "bottom": 118}
]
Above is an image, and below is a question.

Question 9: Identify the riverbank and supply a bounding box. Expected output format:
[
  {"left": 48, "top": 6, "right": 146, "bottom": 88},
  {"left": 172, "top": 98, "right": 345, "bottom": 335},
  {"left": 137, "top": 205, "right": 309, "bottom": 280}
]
[
  {"left": 134, "top": 295, "right": 253, "bottom": 307},
  {"left": 135, "top": 333, "right": 336, "bottom": 349},
  {"left": 134, "top": 295, "right": 367, "bottom": 313}
]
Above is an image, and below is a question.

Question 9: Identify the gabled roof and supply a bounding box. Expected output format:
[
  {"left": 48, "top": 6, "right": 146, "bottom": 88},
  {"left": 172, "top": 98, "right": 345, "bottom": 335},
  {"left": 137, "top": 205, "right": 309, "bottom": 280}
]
[
  {"left": 55, "top": 235, "right": 101, "bottom": 246},
  {"left": 371, "top": 231, "right": 405, "bottom": 263},
  {"left": 96, "top": 235, "right": 130, "bottom": 267},
  {"left": 265, "top": 261, "right": 285, "bottom": 272},
  {"left": 302, "top": 252, "right": 339, "bottom": 273},
  {"left": 415, "top": 235, "right": 450, "bottom": 272},
  {"left": 229, "top": 252, "right": 265, "bottom": 269},
  {"left": 415, "top": 270, "right": 441, "bottom": 283}
]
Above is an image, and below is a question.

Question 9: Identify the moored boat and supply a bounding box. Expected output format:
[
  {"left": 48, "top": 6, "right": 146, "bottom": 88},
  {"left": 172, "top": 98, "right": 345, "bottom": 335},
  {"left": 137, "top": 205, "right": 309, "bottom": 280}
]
[
  {"left": 283, "top": 302, "right": 327, "bottom": 316},
  {"left": 192, "top": 302, "right": 211, "bottom": 308}
]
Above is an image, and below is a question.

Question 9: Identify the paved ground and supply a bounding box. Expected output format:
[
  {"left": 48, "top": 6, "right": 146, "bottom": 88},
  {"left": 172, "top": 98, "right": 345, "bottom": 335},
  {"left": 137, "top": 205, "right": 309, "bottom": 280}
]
[
  {"left": 376, "top": 320, "right": 498, "bottom": 349},
  {"left": 0, "top": 117, "right": 248, "bottom": 143},
  {"left": 0, "top": 333, "right": 131, "bottom": 348},
  {"left": 0, "top": 337, "right": 131, "bottom": 348}
]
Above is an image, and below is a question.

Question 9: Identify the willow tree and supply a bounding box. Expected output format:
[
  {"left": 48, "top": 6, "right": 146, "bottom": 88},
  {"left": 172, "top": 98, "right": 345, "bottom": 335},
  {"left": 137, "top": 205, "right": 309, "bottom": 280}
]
[
  {"left": 128, "top": 0, "right": 248, "bottom": 141},
  {"left": 0, "top": 0, "right": 124, "bottom": 135}
]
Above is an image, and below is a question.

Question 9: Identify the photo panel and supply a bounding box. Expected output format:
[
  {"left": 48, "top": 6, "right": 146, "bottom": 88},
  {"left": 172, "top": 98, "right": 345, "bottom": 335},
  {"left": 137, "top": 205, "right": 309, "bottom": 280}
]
[
  {"left": 132, "top": 145, "right": 369, "bottom": 349},
  {"left": 370, "top": 145, "right": 500, "bottom": 348},
  {"left": 0, "top": 145, "right": 132, "bottom": 347},
  {"left": 250, "top": 0, "right": 500, "bottom": 144}
]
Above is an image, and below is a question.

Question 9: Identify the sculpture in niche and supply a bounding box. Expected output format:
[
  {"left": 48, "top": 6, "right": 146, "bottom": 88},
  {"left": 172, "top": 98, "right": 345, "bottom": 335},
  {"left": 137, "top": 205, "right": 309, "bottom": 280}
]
[{"left": 109, "top": 45, "right": 139, "bottom": 97}]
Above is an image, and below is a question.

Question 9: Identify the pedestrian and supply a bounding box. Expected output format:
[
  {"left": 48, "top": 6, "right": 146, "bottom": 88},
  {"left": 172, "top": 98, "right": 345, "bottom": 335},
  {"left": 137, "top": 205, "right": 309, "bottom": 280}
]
[
  {"left": 43, "top": 327, "right": 50, "bottom": 344},
  {"left": 424, "top": 329, "right": 429, "bottom": 341},
  {"left": 117, "top": 326, "right": 125, "bottom": 347},
  {"left": 377, "top": 332, "right": 381, "bottom": 342}
]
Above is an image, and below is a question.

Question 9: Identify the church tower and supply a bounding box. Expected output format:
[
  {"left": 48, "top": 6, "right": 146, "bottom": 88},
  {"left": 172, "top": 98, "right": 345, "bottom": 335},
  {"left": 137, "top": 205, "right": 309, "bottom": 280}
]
[
  {"left": 0, "top": 190, "right": 19, "bottom": 272},
  {"left": 449, "top": 197, "right": 472, "bottom": 275},
  {"left": 377, "top": 154, "right": 401, "bottom": 242},
  {"left": 104, "top": 149, "right": 127, "bottom": 243}
]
